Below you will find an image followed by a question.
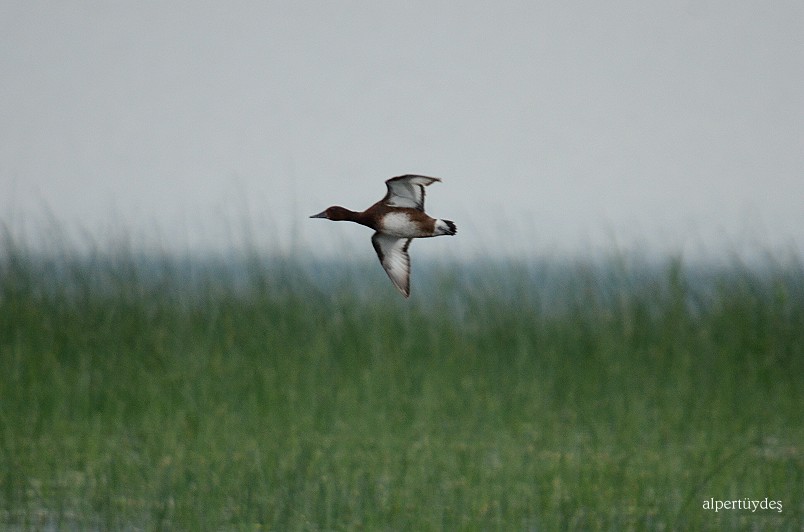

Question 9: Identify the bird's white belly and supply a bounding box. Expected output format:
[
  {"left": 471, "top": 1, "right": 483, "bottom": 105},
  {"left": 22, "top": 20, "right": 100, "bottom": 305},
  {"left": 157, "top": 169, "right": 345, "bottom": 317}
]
[{"left": 381, "top": 212, "right": 425, "bottom": 237}]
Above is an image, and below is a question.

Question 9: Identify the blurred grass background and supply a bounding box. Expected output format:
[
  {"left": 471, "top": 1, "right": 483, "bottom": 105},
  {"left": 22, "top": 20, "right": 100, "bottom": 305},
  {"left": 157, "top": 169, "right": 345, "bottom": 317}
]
[{"left": 0, "top": 230, "right": 802, "bottom": 530}]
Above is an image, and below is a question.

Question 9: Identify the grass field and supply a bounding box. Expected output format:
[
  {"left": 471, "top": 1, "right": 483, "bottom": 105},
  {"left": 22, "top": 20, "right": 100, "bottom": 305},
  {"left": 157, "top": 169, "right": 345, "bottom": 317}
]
[{"left": 1, "top": 233, "right": 802, "bottom": 530}]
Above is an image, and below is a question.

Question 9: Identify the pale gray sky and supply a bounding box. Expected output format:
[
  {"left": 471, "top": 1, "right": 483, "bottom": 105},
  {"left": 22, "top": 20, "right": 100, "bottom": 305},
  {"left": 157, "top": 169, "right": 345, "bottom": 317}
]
[{"left": 2, "top": 1, "right": 802, "bottom": 260}]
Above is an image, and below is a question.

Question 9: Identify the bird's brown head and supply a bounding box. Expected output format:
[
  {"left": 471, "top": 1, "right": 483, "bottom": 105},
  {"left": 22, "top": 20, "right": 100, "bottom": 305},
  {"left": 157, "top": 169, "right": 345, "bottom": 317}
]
[{"left": 309, "top": 206, "right": 353, "bottom": 221}]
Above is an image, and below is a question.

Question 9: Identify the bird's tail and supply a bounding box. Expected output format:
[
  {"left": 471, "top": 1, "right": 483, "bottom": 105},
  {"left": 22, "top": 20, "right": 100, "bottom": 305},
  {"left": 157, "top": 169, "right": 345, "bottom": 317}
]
[{"left": 436, "top": 219, "right": 457, "bottom": 236}]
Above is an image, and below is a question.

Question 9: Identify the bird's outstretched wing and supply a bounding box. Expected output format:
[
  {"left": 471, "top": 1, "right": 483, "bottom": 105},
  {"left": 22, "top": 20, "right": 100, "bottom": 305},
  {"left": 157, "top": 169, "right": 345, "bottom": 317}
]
[
  {"left": 371, "top": 232, "right": 412, "bottom": 297},
  {"left": 382, "top": 175, "right": 441, "bottom": 211}
]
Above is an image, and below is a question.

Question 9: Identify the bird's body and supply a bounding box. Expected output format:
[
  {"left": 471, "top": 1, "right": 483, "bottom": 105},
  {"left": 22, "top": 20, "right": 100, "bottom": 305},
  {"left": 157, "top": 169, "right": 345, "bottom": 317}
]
[{"left": 310, "top": 175, "right": 456, "bottom": 297}]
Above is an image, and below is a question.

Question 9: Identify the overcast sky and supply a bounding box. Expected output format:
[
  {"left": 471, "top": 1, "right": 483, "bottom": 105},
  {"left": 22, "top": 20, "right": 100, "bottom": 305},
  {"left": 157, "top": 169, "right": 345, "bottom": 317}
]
[{"left": 2, "top": 2, "right": 802, "bottom": 260}]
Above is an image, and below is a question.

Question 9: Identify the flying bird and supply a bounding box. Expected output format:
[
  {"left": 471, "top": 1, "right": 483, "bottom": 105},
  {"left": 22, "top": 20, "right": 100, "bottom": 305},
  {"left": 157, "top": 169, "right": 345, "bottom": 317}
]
[{"left": 310, "top": 175, "right": 457, "bottom": 297}]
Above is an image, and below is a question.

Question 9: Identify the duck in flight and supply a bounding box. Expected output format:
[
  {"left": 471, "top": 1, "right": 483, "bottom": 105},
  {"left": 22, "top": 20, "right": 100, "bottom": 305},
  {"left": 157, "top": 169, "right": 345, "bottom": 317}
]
[{"left": 310, "top": 175, "right": 457, "bottom": 297}]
